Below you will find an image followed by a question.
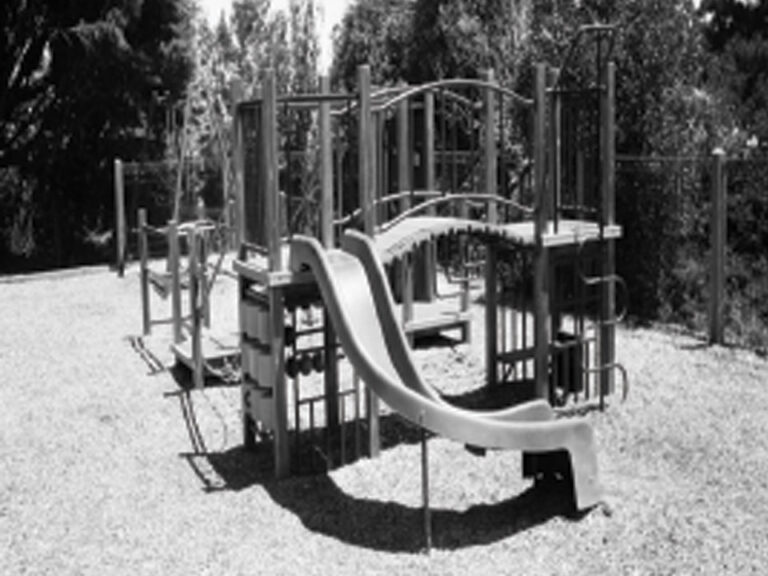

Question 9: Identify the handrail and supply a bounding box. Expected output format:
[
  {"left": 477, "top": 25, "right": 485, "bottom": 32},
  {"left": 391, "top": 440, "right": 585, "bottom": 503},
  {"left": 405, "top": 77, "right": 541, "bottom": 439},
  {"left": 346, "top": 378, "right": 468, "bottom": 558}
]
[
  {"left": 379, "top": 192, "right": 534, "bottom": 233},
  {"left": 376, "top": 78, "right": 533, "bottom": 112},
  {"left": 332, "top": 190, "right": 444, "bottom": 229}
]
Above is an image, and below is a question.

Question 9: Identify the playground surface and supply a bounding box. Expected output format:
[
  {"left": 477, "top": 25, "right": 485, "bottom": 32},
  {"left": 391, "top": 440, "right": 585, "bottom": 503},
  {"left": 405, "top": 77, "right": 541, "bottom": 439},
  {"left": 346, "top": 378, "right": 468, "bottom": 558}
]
[{"left": 2, "top": 264, "right": 768, "bottom": 575}]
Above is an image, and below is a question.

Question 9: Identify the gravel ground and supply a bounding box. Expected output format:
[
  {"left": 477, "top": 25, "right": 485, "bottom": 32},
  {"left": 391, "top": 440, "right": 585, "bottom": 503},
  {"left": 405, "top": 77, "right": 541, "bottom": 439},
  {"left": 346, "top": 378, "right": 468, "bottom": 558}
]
[{"left": 2, "top": 262, "right": 768, "bottom": 575}]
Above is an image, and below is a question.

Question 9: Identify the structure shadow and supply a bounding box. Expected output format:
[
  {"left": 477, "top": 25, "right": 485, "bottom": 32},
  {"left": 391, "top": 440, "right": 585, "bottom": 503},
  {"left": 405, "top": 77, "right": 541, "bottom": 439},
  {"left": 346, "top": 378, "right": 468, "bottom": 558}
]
[
  {"left": 193, "top": 440, "right": 584, "bottom": 553},
  {"left": 126, "top": 334, "right": 166, "bottom": 375},
  {"left": 169, "top": 356, "right": 591, "bottom": 552},
  {"left": 440, "top": 379, "right": 537, "bottom": 410}
]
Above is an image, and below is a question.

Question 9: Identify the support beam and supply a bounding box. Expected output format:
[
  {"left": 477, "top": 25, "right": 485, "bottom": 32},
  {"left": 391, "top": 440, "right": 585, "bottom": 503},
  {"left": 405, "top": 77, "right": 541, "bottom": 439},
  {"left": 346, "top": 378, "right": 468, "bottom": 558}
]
[
  {"left": 169, "top": 221, "right": 183, "bottom": 345},
  {"left": 114, "top": 158, "right": 126, "bottom": 277},
  {"left": 419, "top": 90, "right": 437, "bottom": 301},
  {"left": 262, "top": 71, "right": 281, "bottom": 271},
  {"left": 324, "top": 309, "right": 340, "bottom": 438},
  {"left": 533, "top": 63, "right": 551, "bottom": 401},
  {"left": 398, "top": 96, "right": 414, "bottom": 331},
  {"left": 320, "top": 75, "right": 334, "bottom": 248},
  {"left": 549, "top": 67, "right": 561, "bottom": 230},
  {"left": 270, "top": 287, "right": 290, "bottom": 478},
  {"left": 484, "top": 69, "right": 498, "bottom": 386},
  {"left": 358, "top": 65, "right": 374, "bottom": 235},
  {"left": 599, "top": 61, "right": 616, "bottom": 399},
  {"left": 138, "top": 209, "right": 150, "bottom": 335},
  {"left": 229, "top": 79, "right": 245, "bottom": 251},
  {"left": 188, "top": 227, "right": 204, "bottom": 389},
  {"left": 710, "top": 148, "right": 727, "bottom": 346},
  {"left": 358, "top": 65, "right": 380, "bottom": 456},
  {"left": 420, "top": 417, "right": 432, "bottom": 554}
]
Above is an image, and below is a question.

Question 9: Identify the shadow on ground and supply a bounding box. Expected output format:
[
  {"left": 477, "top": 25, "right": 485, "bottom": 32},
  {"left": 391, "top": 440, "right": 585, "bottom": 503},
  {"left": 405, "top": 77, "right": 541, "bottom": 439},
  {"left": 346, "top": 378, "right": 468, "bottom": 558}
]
[
  {"left": 182, "top": 440, "right": 582, "bottom": 553},
  {"left": 174, "top": 392, "right": 584, "bottom": 554},
  {"left": 166, "top": 339, "right": 589, "bottom": 553}
]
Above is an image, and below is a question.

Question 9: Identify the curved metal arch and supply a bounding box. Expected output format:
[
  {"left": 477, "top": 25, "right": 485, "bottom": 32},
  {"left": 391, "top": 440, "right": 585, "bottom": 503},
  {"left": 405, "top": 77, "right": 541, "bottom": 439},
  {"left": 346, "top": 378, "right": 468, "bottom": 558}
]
[
  {"left": 375, "top": 78, "right": 534, "bottom": 112},
  {"left": 379, "top": 191, "right": 534, "bottom": 233}
]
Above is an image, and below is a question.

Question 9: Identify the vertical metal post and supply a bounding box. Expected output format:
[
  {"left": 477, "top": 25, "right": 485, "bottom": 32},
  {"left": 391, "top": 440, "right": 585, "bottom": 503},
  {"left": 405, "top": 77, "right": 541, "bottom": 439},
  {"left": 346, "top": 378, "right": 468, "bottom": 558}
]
[
  {"left": 484, "top": 69, "right": 498, "bottom": 222},
  {"left": 599, "top": 61, "right": 617, "bottom": 399},
  {"left": 138, "top": 209, "right": 150, "bottom": 335},
  {"left": 420, "top": 413, "right": 432, "bottom": 554},
  {"left": 231, "top": 80, "right": 246, "bottom": 250},
  {"left": 320, "top": 75, "right": 334, "bottom": 248},
  {"left": 533, "top": 63, "right": 551, "bottom": 401},
  {"left": 421, "top": 90, "right": 437, "bottom": 301},
  {"left": 270, "top": 286, "right": 290, "bottom": 478},
  {"left": 323, "top": 308, "right": 340, "bottom": 441},
  {"left": 484, "top": 70, "right": 498, "bottom": 386},
  {"left": 189, "top": 227, "right": 204, "bottom": 389},
  {"left": 549, "top": 68, "right": 561, "bottom": 230},
  {"left": 403, "top": 252, "right": 414, "bottom": 345},
  {"left": 365, "top": 381, "right": 380, "bottom": 458},
  {"left": 169, "top": 221, "right": 183, "bottom": 345},
  {"left": 114, "top": 158, "right": 126, "bottom": 277},
  {"left": 358, "top": 65, "right": 380, "bottom": 456},
  {"left": 262, "top": 70, "right": 281, "bottom": 271},
  {"left": 710, "top": 148, "right": 727, "bottom": 345},
  {"left": 398, "top": 96, "right": 414, "bottom": 332},
  {"left": 200, "top": 228, "right": 211, "bottom": 329},
  {"left": 358, "top": 65, "right": 375, "bottom": 235}
]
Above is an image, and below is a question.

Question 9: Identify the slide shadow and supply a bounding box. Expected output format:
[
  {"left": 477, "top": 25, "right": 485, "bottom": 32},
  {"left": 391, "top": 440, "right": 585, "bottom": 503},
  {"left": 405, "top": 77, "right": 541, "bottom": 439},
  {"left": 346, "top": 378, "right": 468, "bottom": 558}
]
[
  {"left": 441, "top": 379, "right": 537, "bottom": 411},
  {"left": 191, "top": 441, "right": 583, "bottom": 553},
  {"left": 171, "top": 378, "right": 591, "bottom": 553}
]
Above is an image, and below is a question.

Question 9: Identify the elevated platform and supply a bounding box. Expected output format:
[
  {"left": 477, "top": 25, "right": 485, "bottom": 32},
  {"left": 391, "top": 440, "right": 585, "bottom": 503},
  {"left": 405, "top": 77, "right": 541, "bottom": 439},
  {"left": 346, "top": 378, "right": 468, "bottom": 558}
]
[
  {"left": 400, "top": 300, "right": 472, "bottom": 341},
  {"left": 374, "top": 216, "right": 622, "bottom": 263},
  {"left": 234, "top": 217, "right": 621, "bottom": 285},
  {"left": 171, "top": 330, "right": 240, "bottom": 376}
]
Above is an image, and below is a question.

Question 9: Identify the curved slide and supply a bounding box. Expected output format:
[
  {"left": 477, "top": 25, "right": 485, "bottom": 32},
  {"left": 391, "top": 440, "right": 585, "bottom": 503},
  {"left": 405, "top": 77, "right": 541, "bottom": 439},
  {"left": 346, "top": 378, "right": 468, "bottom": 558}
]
[{"left": 290, "top": 231, "right": 602, "bottom": 510}]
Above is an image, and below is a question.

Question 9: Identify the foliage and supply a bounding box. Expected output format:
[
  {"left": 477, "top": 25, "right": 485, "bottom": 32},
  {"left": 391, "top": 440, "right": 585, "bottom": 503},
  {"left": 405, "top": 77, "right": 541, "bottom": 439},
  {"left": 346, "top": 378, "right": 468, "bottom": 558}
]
[
  {"left": 158, "top": 1, "right": 322, "bottom": 235},
  {"left": 0, "top": 0, "right": 195, "bottom": 270},
  {"left": 330, "top": 0, "right": 414, "bottom": 90},
  {"left": 407, "top": 0, "right": 532, "bottom": 85},
  {"left": 700, "top": 0, "right": 768, "bottom": 150}
]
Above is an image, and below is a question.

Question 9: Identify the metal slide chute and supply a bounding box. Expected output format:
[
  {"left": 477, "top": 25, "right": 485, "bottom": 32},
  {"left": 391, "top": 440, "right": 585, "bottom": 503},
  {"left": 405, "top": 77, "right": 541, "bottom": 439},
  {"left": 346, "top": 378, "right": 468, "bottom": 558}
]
[{"left": 289, "top": 231, "right": 603, "bottom": 510}]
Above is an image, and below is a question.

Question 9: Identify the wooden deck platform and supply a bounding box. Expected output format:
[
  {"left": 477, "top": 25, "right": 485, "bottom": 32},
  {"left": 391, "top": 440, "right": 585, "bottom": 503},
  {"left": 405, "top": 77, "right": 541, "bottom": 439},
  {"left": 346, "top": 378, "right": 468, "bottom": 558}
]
[
  {"left": 401, "top": 301, "right": 472, "bottom": 341},
  {"left": 374, "top": 216, "right": 622, "bottom": 263},
  {"left": 171, "top": 330, "right": 240, "bottom": 373}
]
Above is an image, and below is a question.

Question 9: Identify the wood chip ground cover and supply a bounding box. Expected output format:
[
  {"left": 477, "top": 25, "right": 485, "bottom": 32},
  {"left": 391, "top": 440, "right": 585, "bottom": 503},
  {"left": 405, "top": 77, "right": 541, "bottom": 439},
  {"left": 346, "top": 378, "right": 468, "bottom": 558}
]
[{"left": 1, "top": 264, "right": 767, "bottom": 575}]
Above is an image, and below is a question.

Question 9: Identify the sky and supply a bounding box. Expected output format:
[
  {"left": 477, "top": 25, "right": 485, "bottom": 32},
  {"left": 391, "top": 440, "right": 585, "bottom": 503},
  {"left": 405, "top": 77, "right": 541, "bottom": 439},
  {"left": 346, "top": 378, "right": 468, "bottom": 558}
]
[{"left": 198, "top": 0, "right": 351, "bottom": 72}]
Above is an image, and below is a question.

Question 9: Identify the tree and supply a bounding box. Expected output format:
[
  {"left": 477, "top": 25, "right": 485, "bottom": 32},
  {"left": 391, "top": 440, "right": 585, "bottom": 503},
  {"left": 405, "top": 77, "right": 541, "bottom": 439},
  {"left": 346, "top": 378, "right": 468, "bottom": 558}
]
[
  {"left": 406, "top": 0, "right": 532, "bottom": 84},
  {"left": 0, "top": 0, "right": 194, "bottom": 270},
  {"left": 330, "top": 0, "right": 414, "bottom": 90},
  {"left": 701, "top": 0, "right": 768, "bottom": 149}
]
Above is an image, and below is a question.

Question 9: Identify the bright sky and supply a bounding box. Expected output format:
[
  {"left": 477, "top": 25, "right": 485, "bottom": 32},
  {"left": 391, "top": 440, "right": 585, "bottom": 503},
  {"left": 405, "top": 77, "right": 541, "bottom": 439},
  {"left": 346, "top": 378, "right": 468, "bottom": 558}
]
[{"left": 198, "top": 0, "right": 351, "bottom": 72}]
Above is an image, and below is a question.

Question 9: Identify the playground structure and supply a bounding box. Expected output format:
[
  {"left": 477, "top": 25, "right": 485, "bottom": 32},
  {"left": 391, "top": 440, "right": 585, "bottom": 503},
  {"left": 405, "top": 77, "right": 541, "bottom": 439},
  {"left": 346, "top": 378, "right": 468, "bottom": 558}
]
[
  {"left": 233, "top": 22, "right": 625, "bottom": 525},
  {"left": 137, "top": 207, "right": 238, "bottom": 388},
  {"left": 113, "top": 83, "right": 242, "bottom": 388}
]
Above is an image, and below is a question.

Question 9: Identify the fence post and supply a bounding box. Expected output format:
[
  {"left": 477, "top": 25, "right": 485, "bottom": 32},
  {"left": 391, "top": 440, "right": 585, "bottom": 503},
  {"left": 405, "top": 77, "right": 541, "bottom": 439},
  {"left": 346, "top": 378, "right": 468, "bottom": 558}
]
[
  {"left": 138, "top": 209, "right": 150, "bottom": 335},
  {"left": 114, "top": 158, "right": 126, "bottom": 277},
  {"left": 710, "top": 148, "right": 727, "bottom": 345}
]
